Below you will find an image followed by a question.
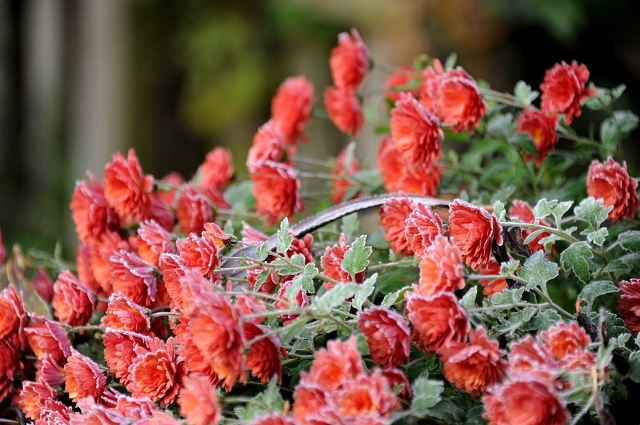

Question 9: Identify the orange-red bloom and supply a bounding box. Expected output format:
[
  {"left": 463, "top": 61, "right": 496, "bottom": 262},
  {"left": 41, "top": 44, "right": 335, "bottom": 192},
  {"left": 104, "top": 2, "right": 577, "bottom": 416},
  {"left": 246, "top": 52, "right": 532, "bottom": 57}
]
[
  {"left": 507, "top": 335, "right": 560, "bottom": 387},
  {"left": 17, "top": 378, "right": 56, "bottom": 420},
  {"left": 619, "top": 278, "right": 640, "bottom": 336},
  {"left": 303, "top": 337, "right": 364, "bottom": 392},
  {"left": 448, "top": 199, "right": 502, "bottom": 271},
  {"left": 357, "top": 306, "right": 411, "bottom": 368},
  {"left": 509, "top": 200, "right": 553, "bottom": 253},
  {"left": 158, "top": 253, "right": 186, "bottom": 312},
  {"left": 198, "top": 147, "right": 234, "bottom": 197},
  {"left": 35, "top": 399, "right": 73, "bottom": 425},
  {"left": 384, "top": 66, "right": 420, "bottom": 103},
  {"left": 329, "top": 370, "right": 400, "bottom": 421},
  {"left": 378, "top": 136, "right": 442, "bottom": 197},
  {"left": 321, "top": 234, "right": 366, "bottom": 288},
  {"left": 251, "top": 414, "right": 297, "bottom": 425},
  {"left": 419, "top": 235, "right": 465, "bottom": 296},
  {"left": 251, "top": 161, "right": 303, "bottom": 226},
  {"left": 25, "top": 314, "right": 71, "bottom": 364},
  {"left": 516, "top": 109, "right": 559, "bottom": 166},
  {"left": 108, "top": 251, "right": 157, "bottom": 308},
  {"left": 390, "top": 93, "right": 442, "bottom": 166},
  {"left": 70, "top": 172, "right": 120, "bottom": 243},
  {"left": 329, "top": 28, "right": 369, "bottom": 94},
  {"left": 404, "top": 202, "right": 445, "bottom": 259},
  {"left": 379, "top": 196, "right": 415, "bottom": 257},
  {"left": 52, "top": 270, "right": 95, "bottom": 327},
  {"left": 275, "top": 278, "right": 309, "bottom": 325},
  {"left": 101, "top": 293, "right": 151, "bottom": 334},
  {"left": 0, "top": 341, "right": 19, "bottom": 403},
  {"left": 439, "top": 327, "right": 506, "bottom": 397},
  {"left": 107, "top": 389, "right": 158, "bottom": 420},
  {"left": 380, "top": 368, "right": 412, "bottom": 405},
  {"left": 405, "top": 289, "right": 469, "bottom": 354},
  {"left": 137, "top": 219, "right": 176, "bottom": 266},
  {"left": 540, "top": 61, "right": 595, "bottom": 124},
  {"left": 0, "top": 285, "right": 27, "bottom": 348},
  {"left": 89, "top": 230, "right": 132, "bottom": 295},
  {"left": 586, "top": 158, "right": 640, "bottom": 221},
  {"left": 479, "top": 258, "right": 508, "bottom": 297},
  {"left": 331, "top": 146, "right": 361, "bottom": 204},
  {"left": 64, "top": 349, "right": 107, "bottom": 402},
  {"left": 103, "top": 329, "right": 150, "bottom": 387},
  {"left": 271, "top": 76, "right": 314, "bottom": 146},
  {"left": 127, "top": 337, "right": 186, "bottom": 407},
  {"left": 36, "top": 354, "right": 65, "bottom": 387},
  {"left": 177, "top": 225, "right": 228, "bottom": 279},
  {"left": 540, "top": 322, "right": 595, "bottom": 371},
  {"left": 157, "top": 171, "right": 184, "bottom": 207},
  {"left": 178, "top": 374, "right": 222, "bottom": 425},
  {"left": 324, "top": 87, "right": 364, "bottom": 136},
  {"left": 176, "top": 182, "right": 214, "bottom": 235},
  {"left": 482, "top": 374, "right": 570, "bottom": 425},
  {"left": 244, "top": 321, "right": 287, "bottom": 384},
  {"left": 248, "top": 120, "right": 287, "bottom": 172}
]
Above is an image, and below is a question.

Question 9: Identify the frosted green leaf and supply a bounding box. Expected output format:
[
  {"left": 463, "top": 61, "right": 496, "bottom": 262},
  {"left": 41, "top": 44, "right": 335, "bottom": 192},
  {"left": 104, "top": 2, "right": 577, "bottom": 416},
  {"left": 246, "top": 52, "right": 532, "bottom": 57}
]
[
  {"left": 487, "top": 113, "right": 516, "bottom": 140},
  {"left": 520, "top": 309, "right": 562, "bottom": 332},
  {"left": 490, "top": 287, "right": 525, "bottom": 305},
  {"left": 532, "top": 198, "right": 557, "bottom": 220},
  {"left": 575, "top": 197, "right": 612, "bottom": 230},
  {"left": 460, "top": 286, "right": 477, "bottom": 310},
  {"left": 618, "top": 231, "right": 640, "bottom": 252},
  {"left": 224, "top": 180, "right": 255, "bottom": 213},
  {"left": 580, "top": 227, "right": 609, "bottom": 246},
  {"left": 382, "top": 286, "right": 411, "bottom": 308},
  {"left": 411, "top": 376, "right": 444, "bottom": 416},
  {"left": 514, "top": 80, "right": 539, "bottom": 104},
  {"left": 518, "top": 251, "right": 559, "bottom": 290},
  {"left": 253, "top": 269, "right": 270, "bottom": 293},
  {"left": 551, "top": 201, "right": 574, "bottom": 227},
  {"left": 560, "top": 242, "right": 593, "bottom": 283},
  {"left": 341, "top": 235, "right": 372, "bottom": 279},
  {"left": 341, "top": 213, "right": 359, "bottom": 243},
  {"left": 577, "top": 281, "right": 619, "bottom": 312},
  {"left": 314, "top": 283, "right": 360, "bottom": 310},
  {"left": 600, "top": 110, "right": 639, "bottom": 150},
  {"left": 256, "top": 241, "right": 269, "bottom": 262},
  {"left": 276, "top": 217, "right": 293, "bottom": 254},
  {"left": 353, "top": 273, "right": 377, "bottom": 311},
  {"left": 492, "top": 200, "right": 506, "bottom": 222}
]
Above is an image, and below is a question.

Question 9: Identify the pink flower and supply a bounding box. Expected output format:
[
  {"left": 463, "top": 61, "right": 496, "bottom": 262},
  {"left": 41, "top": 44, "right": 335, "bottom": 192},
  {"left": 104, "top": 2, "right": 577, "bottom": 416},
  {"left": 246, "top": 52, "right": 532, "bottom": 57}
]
[
  {"left": 324, "top": 87, "right": 364, "bottom": 136},
  {"left": 0, "top": 342, "right": 20, "bottom": 403},
  {"left": 251, "top": 161, "right": 303, "bottom": 225},
  {"left": 178, "top": 374, "right": 222, "bottom": 425},
  {"left": 321, "top": 234, "right": 366, "bottom": 288},
  {"left": 52, "top": 270, "right": 95, "bottom": 327},
  {"left": 25, "top": 314, "right": 71, "bottom": 364},
  {"left": 32, "top": 268, "right": 55, "bottom": 304},
  {"left": 70, "top": 172, "right": 120, "bottom": 242},
  {"left": 248, "top": 120, "right": 287, "bottom": 172},
  {"left": 17, "top": 378, "right": 56, "bottom": 420},
  {"left": 516, "top": 109, "right": 559, "bottom": 166},
  {"left": 176, "top": 182, "right": 214, "bottom": 235},
  {"left": 177, "top": 227, "right": 226, "bottom": 279},
  {"left": 64, "top": 349, "right": 107, "bottom": 402},
  {"left": 137, "top": 219, "right": 176, "bottom": 266},
  {"left": 586, "top": 157, "right": 640, "bottom": 221},
  {"left": 101, "top": 293, "right": 151, "bottom": 334},
  {"left": 244, "top": 321, "right": 287, "bottom": 384},
  {"left": 198, "top": 146, "right": 234, "bottom": 193},
  {"left": 271, "top": 76, "right": 315, "bottom": 146},
  {"left": 419, "top": 235, "right": 465, "bottom": 296},
  {"left": 540, "top": 61, "right": 596, "bottom": 124},
  {"left": 302, "top": 337, "right": 364, "bottom": 391},
  {"left": 357, "top": 306, "right": 411, "bottom": 368},
  {"left": 103, "top": 329, "right": 150, "bottom": 387},
  {"left": 108, "top": 250, "right": 158, "bottom": 308},
  {"left": 275, "top": 278, "right": 309, "bottom": 325},
  {"left": 0, "top": 285, "right": 27, "bottom": 349},
  {"left": 405, "top": 202, "right": 445, "bottom": 259},
  {"left": 329, "top": 28, "right": 369, "bottom": 94}
]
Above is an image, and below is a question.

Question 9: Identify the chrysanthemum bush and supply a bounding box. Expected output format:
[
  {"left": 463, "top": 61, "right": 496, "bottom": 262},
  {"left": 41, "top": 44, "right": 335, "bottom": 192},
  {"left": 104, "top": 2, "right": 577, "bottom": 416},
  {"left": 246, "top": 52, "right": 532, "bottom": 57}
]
[{"left": 2, "top": 28, "right": 640, "bottom": 425}]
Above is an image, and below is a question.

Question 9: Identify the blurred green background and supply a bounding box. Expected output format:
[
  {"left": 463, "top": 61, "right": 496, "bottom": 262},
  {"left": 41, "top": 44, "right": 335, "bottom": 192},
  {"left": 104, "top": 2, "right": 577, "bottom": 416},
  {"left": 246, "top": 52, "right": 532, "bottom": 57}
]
[{"left": 1, "top": 0, "right": 639, "bottom": 257}]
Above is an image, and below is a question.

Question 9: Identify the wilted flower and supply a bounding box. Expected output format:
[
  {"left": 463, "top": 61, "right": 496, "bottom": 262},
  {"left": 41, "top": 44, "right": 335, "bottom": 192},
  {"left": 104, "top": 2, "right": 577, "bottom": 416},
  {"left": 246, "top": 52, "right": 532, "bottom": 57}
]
[
  {"left": 439, "top": 327, "right": 506, "bottom": 397},
  {"left": 101, "top": 293, "right": 151, "bottom": 334},
  {"left": 324, "top": 86, "right": 364, "bottom": 136},
  {"left": 70, "top": 171, "right": 120, "bottom": 243},
  {"left": 321, "top": 234, "right": 366, "bottom": 288},
  {"left": 103, "top": 329, "right": 150, "bottom": 387},
  {"left": 52, "top": 270, "right": 95, "bottom": 327},
  {"left": 251, "top": 161, "right": 303, "bottom": 225},
  {"left": 619, "top": 278, "right": 640, "bottom": 336},
  {"left": 540, "top": 60, "right": 595, "bottom": 124},
  {"left": 176, "top": 182, "right": 214, "bottom": 235},
  {"left": 244, "top": 321, "right": 287, "bottom": 384},
  {"left": 25, "top": 314, "right": 71, "bottom": 364},
  {"left": 404, "top": 202, "right": 445, "bottom": 259},
  {"left": 198, "top": 147, "right": 234, "bottom": 197},
  {"left": 390, "top": 93, "right": 442, "bottom": 166},
  {"left": 379, "top": 196, "right": 415, "bottom": 257},
  {"left": 516, "top": 109, "right": 559, "bottom": 166},
  {"left": 419, "top": 235, "right": 465, "bottom": 296},
  {"left": 248, "top": 120, "right": 287, "bottom": 172},
  {"left": 64, "top": 349, "right": 107, "bottom": 402},
  {"left": 271, "top": 76, "right": 314, "bottom": 146},
  {"left": 358, "top": 306, "right": 411, "bottom": 368},
  {"left": 0, "top": 341, "right": 20, "bottom": 403},
  {"left": 329, "top": 28, "right": 369, "bottom": 94},
  {"left": 178, "top": 374, "right": 222, "bottom": 425},
  {"left": 384, "top": 66, "right": 420, "bottom": 103},
  {"left": 108, "top": 250, "right": 157, "bottom": 308},
  {"left": 479, "top": 258, "right": 509, "bottom": 297},
  {"left": 509, "top": 200, "right": 553, "bottom": 253},
  {"left": 448, "top": 199, "right": 502, "bottom": 271},
  {"left": 17, "top": 378, "right": 56, "bottom": 420},
  {"left": 331, "top": 146, "right": 361, "bottom": 204},
  {"left": 586, "top": 158, "right": 640, "bottom": 221},
  {"left": 405, "top": 289, "right": 470, "bottom": 354}
]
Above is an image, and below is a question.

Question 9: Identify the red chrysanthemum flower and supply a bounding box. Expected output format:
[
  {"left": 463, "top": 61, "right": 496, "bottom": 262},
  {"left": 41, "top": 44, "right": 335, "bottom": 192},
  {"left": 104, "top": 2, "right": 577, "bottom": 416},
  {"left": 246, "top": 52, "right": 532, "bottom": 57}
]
[
  {"left": 137, "top": 219, "right": 176, "bottom": 266},
  {"left": 248, "top": 120, "right": 287, "bottom": 172},
  {"left": 509, "top": 200, "right": 553, "bottom": 253},
  {"left": 380, "top": 368, "right": 412, "bottom": 405},
  {"left": 156, "top": 171, "right": 184, "bottom": 207},
  {"left": 236, "top": 294, "right": 267, "bottom": 324},
  {"left": 390, "top": 93, "right": 442, "bottom": 166},
  {"left": 619, "top": 278, "right": 640, "bottom": 336},
  {"left": 70, "top": 398, "right": 131, "bottom": 425},
  {"left": 52, "top": 270, "right": 95, "bottom": 327},
  {"left": 35, "top": 399, "right": 73, "bottom": 425},
  {"left": 32, "top": 268, "right": 55, "bottom": 304},
  {"left": 303, "top": 337, "right": 365, "bottom": 392},
  {"left": 244, "top": 321, "right": 287, "bottom": 384},
  {"left": 331, "top": 146, "right": 361, "bottom": 204},
  {"left": 329, "top": 370, "right": 400, "bottom": 421},
  {"left": 384, "top": 66, "right": 420, "bottom": 103},
  {"left": 404, "top": 202, "right": 445, "bottom": 259},
  {"left": 419, "top": 235, "right": 465, "bottom": 296},
  {"left": 540, "top": 61, "right": 596, "bottom": 125},
  {"left": 76, "top": 244, "right": 102, "bottom": 305},
  {"left": 0, "top": 285, "right": 27, "bottom": 348},
  {"left": 247, "top": 266, "right": 280, "bottom": 294},
  {"left": 0, "top": 341, "right": 20, "bottom": 403},
  {"left": 25, "top": 314, "right": 71, "bottom": 364},
  {"left": 482, "top": 374, "right": 570, "bottom": 425},
  {"left": 241, "top": 221, "right": 268, "bottom": 244},
  {"left": 178, "top": 374, "right": 222, "bottom": 425},
  {"left": 439, "top": 327, "right": 506, "bottom": 397},
  {"left": 89, "top": 230, "right": 132, "bottom": 295},
  {"left": 101, "top": 293, "right": 151, "bottom": 334},
  {"left": 176, "top": 182, "right": 214, "bottom": 236},
  {"left": 271, "top": 76, "right": 315, "bottom": 146},
  {"left": 127, "top": 337, "right": 186, "bottom": 407},
  {"left": 507, "top": 335, "right": 560, "bottom": 387},
  {"left": 329, "top": 28, "right": 369, "bottom": 94},
  {"left": 358, "top": 306, "right": 411, "bottom": 368},
  {"left": 158, "top": 253, "right": 185, "bottom": 312},
  {"left": 137, "top": 411, "right": 182, "bottom": 425},
  {"left": 405, "top": 289, "right": 470, "bottom": 354},
  {"left": 292, "top": 385, "right": 331, "bottom": 425},
  {"left": 448, "top": 199, "right": 503, "bottom": 271},
  {"left": 420, "top": 65, "right": 487, "bottom": 133},
  {"left": 479, "top": 258, "right": 509, "bottom": 297},
  {"left": 198, "top": 147, "right": 234, "bottom": 196},
  {"left": 108, "top": 250, "right": 158, "bottom": 308},
  {"left": 377, "top": 136, "right": 442, "bottom": 197},
  {"left": 177, "top": 234, "right": 222, "bottom": 280},
  {"left": 516, "top": 109, "right": 559, "bottom": 166},
  {"left": 324, "top": 86, "right": 364, "bottom": 136},
  {"left": 17, "top": 378, "right": 56, "bottom": 420},
  {"left": 36, "top": 354, "right": 65, "bottom": 387},
  {"left": 107, "top": 389, "right": 158, "bottom": 420},
  {"left": 540, "top": 322, "right": 595, "bottom": 371},
  {"left": 251, "top": 414, "right": 297, "bottom": 425},
  {"left": 103, "top": 329, "right": 150, "bottom": 386},
  {"left": 379, "top": 196, "right": 415, "bottom": 257},
  {"left": 321, "top": 234, "right": 366, "bottom": 288},
  {"left": 586, "top": 157, "right": 640, "bottom": 221},
  {"left": 275, "top": 278, "right": 309, "bottom": 325},
  {"left": 64, "top": 349, "right": 107, "bottom": 402},
  {"left": 70, "top": 171, "right": 120, "bottom": 243},
  {"left": 251, "top": 161, "right": 303, "bottom": 226}
]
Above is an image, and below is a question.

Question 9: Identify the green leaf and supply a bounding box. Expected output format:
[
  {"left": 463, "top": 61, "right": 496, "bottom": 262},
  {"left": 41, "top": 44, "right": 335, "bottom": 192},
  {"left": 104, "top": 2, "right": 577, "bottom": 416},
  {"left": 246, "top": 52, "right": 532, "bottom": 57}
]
[
  {"left": 289, "top": 338, "right": 313, "bottom": 355},
  {"left": 497, "top": 307, "right": 538, "bottom": 335},
  {"left": 585, "top": 85, "right": 625, "bottom": 111},
  {"left": 444, "top": 51, "right": 458, "bottom": 70},
  {"left": 256, "top": 241, "right": 269, "bottom": 262},
  {"left": 411, "top": 376, "right": 444, "bottom": 416},
  {"left": 460, "top": 286, "right": 477, "bottom": 310},
  {"left": 510, "top": 131, "right": 538, "bottom": 155},
  {"left": 532, "top": 198, "right": 557, "bottom": 220},
  {"left": 605, "top": 314, "right": 630, "bottom": 340},
  {"left": 560, "top": 242, "right": 593, "bottom": 283},
  {"left": 294, "top": 263, "right": 317, "bottom": 294},
  {"left": 284, "top": 279, "right": 302, "bottom": 303},
  {"left": 276, "top": 218, "right": 293, "bottom": 254},
  {"left": 487, "top": 113, "right": 515, "bottom": 140},
  {"left": 600, "top": 110, "right": 639, "bottom": 151},
  {"left": 523, "top": 229, "right": 546, "bottom": 245},
  {"left": 492, "top": 200, "right": 506, "bottom": 222},
  {"left": 577, "top": 281, "right": 619, "bottom": 312},
  {"left": 581, "top": 227, "right": 609, "bottom": 246},
  {"left": 224, "top": 180, "right": 255, "bottom": 213},
  {"left": 602, "top": 253, "right": 640, "bottom": 276},
  {"left": 618, "top": 231, "right": 640, "bottom": 252},
  {"left": 520, "top": 309, "right": 562, "bottom": 332},
  {"left": 490, "top": 186, "right": 516, "bottom": 206},
  {"left": 551, "top": 201, "right": 574, "bottom": 227},
  {"left": 314, "top": 283, "right": 360, "bottom": 310},
  {"left": 538, "top": 226, "right": 577, "bottom": 246},
  {"left": 518, "top": 251, "right": 559, "bottom": 291},
  {"left": 341, "top": 235, "right": 372, "bottom": 279},
  {"left": 490, "top": 288, "right": 525, "bottom": 305},
  {"left": 514, "top": 80, "right": 539, "bottom": 105},
  {"left": 628, "top": 351, "right": 640, "bottom": 383},
  {"left": 253, "top": 269, "right": 270, "bottom": 293},
  {"left": 353, "top": 274, "right": 377, "bottom": 311},
  {"left": 429, "top": 398, "right": 467, "bottom": 424},
  {"left": 281, "top": 317, "right": 311, "bottom": 344},
  {"left": 341, "top": 213, "right": 359, "bottom": 243},
  {"left": 382, "top": 286, "right": 411, "bottom": 308},
  {"left": 575, "top": 197, "right": 612, "bottom": 230},
  {"left": 273, "top": 254, "right": 305, "bottom": 276}
]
